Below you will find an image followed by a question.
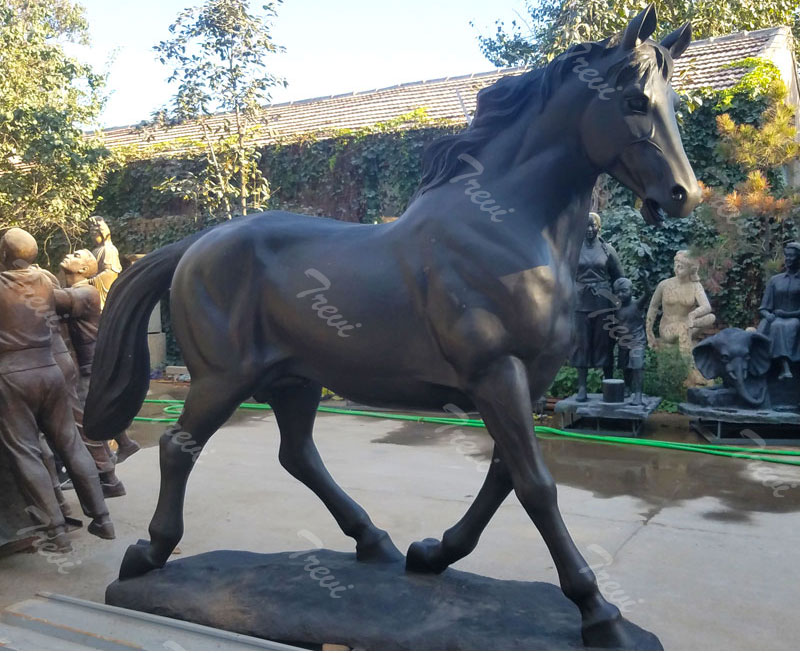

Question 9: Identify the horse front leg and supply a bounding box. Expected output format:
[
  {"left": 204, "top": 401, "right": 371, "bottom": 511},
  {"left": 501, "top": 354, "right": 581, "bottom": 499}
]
[
  {"left": 406, "top": 444, "right": 512, "bottom": 573},
  {"left": 471, "top": 356, "right": 643, "bottom": 650}
]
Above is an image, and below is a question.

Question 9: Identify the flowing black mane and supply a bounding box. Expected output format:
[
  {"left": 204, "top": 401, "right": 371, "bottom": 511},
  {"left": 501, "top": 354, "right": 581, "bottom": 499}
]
[{"left": 412, "top": 36, "right": 671, "bottom": 200}]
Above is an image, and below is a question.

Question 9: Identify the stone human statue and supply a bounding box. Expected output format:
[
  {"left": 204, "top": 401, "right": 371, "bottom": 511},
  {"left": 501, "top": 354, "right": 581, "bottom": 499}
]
[
  {"left": 59, "top": 249, "right": 126, "bottom": 496},
  {"left": 646, "top": 250, "right": 715, "bottom": 353},
  {"left": 571, "top": 212, "right": 624, "bottom": 401},
  {"left": 612, "top": 278, "right": 647, "bottom": 405},
  {"left": 88, "top": 216, "right": 122, "bottom": 310},
  {"left": 86, "top": 217, "right": 141, "bottom": 462},
  {"left": 758, "top": 242, "right": 800, "bottom": 379},
  {"left": 0, "top": 228, "right": 114, "bottom": 551}
]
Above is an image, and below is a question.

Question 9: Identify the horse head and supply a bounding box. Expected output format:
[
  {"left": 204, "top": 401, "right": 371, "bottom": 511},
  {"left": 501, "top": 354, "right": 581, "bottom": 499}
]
[{"left": 564, "top": 4, "right": 701, "bottom": 225}]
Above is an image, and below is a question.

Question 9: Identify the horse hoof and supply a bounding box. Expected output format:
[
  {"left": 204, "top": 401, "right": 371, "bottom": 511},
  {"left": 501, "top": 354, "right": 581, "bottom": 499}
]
[
  {"left": 582, "top": 615, "right": 662, "bottom": 650},
  {"left": 119, "top": 540, "right": 162, "bottom": 580},
  {"left": 356, "top": 530, "right": 404, "bottom": 563},
  {"left": 405, "top": 538, "right": 448, "bottom": 574}
]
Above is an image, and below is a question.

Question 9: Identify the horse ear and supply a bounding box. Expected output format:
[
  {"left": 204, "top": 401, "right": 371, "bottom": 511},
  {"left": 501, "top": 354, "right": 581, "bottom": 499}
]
[
  {"left": 748, "top": 332, "right": 772, "bottom": 377},
  {"left": 660, "top": 22, "right": 692, "bottom": 59},
  {"left": 622, "top": 3, "right": 658, "bottom": 50},
  {"left": 693, "top": 336, "right": 722, "bottom": 380}
]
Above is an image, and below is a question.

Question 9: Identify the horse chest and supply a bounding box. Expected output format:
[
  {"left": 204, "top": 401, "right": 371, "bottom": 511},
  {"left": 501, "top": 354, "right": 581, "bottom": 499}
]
[{"left": 502, "top": 266, "right": 574, "bottom": 349}]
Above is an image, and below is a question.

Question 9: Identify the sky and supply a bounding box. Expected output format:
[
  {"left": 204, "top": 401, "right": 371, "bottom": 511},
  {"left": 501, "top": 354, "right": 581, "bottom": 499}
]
[{"left": 69, "top": 0, "right": 527, "bottom": 129}]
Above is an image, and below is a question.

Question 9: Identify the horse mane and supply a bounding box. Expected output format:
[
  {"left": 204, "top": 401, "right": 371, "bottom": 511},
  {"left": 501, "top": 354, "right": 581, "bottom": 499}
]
[{"left": 411, "top": 36, "right": 671, "bottom": 201}]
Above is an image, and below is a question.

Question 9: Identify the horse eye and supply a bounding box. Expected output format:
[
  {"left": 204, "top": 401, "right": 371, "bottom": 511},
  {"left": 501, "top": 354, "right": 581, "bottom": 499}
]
[{"left": 626, "top": 95, "right": 649, "bottom": 114}]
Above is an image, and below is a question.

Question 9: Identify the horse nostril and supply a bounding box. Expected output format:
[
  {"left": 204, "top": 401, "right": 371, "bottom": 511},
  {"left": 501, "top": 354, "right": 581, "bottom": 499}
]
[{"left": 671, "top": 185, "right": 686, "bottom": 203}]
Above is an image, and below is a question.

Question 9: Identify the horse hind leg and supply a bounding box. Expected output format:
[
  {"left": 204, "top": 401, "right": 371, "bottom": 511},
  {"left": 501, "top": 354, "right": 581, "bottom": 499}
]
[
  {"left": 268, "top": 380, "right": 403, "bottom": 563},
  {"left": 119, "top": 374, "right": 255, "bottom": 580}
]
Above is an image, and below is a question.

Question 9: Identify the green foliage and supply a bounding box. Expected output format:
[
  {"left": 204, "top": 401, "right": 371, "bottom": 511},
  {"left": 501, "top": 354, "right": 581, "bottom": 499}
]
[
  {"left": 263, "top": 111, "right": 459, "bottom": 223},
  {"left": 599, "top": 205, "right": 716, "bottom": 298},
  {"left": 152, "top": 0, "right": 285, "bottom": 220},
  {"left": 0, "top": 0, "right": 110, "bottom": 248},
  {"left": 475, "top": 1, "right": 800, "bottom": 68},
  {"left": 643, "top": 344, "right": 691, "bottom": 403},
  {"left": 546, "top": 345, "right": 690, "bottom": 404},
  {"left": 98, "top": 110, "right": 459, "bottom": 228},
  {"left": 546, "top": 367, "right": 604, "bottom": 398}
]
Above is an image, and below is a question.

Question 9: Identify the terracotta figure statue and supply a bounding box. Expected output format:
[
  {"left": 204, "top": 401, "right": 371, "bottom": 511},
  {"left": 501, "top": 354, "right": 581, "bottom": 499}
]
[
  {"left": 0, "top": 228, "right": 114, "bottom": 551},
  {"left": 59, "top": 249, "right": 126, "bottom": 496},
  {"left": 758, "top": 241, "right": 800, "bottom": 379},
  {"left": 88, "top": 216, "right": 122, "bottom": 310},
  {"left": 612, "top": 278, "right": 647, "bottom": 405},
  {"left": 571, "top": 212, "right": 624, "bottom": 401},
  {"left": 86, "top": 8, "right": 700, "bottom": 648},
  {"left": 646, "top": 250, "right": 715, "bottom": 353}
]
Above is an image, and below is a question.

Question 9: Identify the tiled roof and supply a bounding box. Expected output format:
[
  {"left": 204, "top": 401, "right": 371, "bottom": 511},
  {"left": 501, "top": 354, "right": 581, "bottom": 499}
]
[
  {"left": 99, "top": 69, "right": 510, "bottom": 153},
  {"left": 672, "top": 26, "right": 789, "bottom": 91},
  {"left": 97, "top": 26, "right": 793, "bottom": 154}
]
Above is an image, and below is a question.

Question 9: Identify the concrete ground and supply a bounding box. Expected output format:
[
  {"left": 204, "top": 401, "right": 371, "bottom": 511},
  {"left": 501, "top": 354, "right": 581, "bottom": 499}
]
[{"left": 2, "top": 382, "right": 800, "bottom": 650}]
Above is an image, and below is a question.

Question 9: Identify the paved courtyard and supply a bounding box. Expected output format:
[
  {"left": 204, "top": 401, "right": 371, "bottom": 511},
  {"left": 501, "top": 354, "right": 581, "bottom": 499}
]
[{"left": 2, "top": 382, "right": 799, "bottom": 650}]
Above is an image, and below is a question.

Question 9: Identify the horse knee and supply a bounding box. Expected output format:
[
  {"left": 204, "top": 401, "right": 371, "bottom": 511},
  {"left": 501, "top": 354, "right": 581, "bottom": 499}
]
[
  {"left": 159, "top": 428, "right": 201, "bottom": 469},
  {"left": 514, "top": 476, "right": 558, "bottom": 513},
  {"left": 278, "top": 442, "right": 311, "bottom": 478}
]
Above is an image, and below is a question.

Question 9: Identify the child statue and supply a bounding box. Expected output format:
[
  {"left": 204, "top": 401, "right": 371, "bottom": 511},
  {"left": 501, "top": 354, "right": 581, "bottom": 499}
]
[{"left": 612, "top": 278, "right": 647, "bottom": 405}]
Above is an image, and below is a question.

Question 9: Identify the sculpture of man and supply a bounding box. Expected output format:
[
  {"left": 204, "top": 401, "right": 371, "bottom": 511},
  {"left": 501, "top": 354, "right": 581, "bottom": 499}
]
[
  {"left": 59, "top": 249, "right": 126, "bottom": 496},
  {"left": 646, "top": 250, "right": 715, "bottom": 353},
  {"left": 612, "top": 278, "right": 647, "bottom": 405},
  {"left": 570, "top": 212, "right": 624, "bottom": 402},
  {"left": 0, "top": 228, "right": 114, "bottom": 550},
  {"left": 88, "top": 216, "right": 122, "bottom": 310},
  {"left": 758, "top": 242, "right": 800, "bottom": 379}
]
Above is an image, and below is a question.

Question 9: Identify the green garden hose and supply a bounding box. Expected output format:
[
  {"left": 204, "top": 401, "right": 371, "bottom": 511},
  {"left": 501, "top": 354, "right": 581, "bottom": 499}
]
[{"left": 133, "top": 399, "right": 800, "bottom": 467}]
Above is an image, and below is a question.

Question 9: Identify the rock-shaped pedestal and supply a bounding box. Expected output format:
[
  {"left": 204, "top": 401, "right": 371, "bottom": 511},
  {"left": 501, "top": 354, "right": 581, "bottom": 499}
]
[{"left": 105, "top": 549, "right": 662, "bottom": 650}]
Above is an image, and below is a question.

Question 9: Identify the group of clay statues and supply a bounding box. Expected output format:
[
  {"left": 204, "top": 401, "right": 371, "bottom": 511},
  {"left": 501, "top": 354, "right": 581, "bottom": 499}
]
[
  {"left": 572, "top": 212, "right": 800, "bottom": 412},
  {"left": 0, "top": 218, "right": 139, "bottom": 552}
]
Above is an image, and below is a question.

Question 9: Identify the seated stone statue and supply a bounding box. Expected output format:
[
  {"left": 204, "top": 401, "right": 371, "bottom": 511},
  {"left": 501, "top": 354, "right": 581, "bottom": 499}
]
[
  {"left": 758, "top": 242, "right": 800, "bottom": 380},
  {"left": 0, "top": 228, "right": 114, "bottom": 551},
  {"left": 646, "top": 250, "right": 716, "bottom": 354}
]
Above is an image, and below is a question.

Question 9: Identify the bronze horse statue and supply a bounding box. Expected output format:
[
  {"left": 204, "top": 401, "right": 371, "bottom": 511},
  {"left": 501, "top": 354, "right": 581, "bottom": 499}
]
[{"left": 86, "top": 5, "right": 699, "bottom": 647}]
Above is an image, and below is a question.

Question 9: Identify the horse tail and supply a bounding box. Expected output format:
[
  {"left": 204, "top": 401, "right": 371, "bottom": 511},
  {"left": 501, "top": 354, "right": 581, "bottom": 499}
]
[{"left": 84, "top": 230, "right": 208, "bottom": 439}]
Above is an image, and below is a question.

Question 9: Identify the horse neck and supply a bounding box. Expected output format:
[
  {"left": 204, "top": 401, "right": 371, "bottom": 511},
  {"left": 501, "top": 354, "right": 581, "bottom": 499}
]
[{"left": 468, "top": 95, "right": 600, "bottom": 270}]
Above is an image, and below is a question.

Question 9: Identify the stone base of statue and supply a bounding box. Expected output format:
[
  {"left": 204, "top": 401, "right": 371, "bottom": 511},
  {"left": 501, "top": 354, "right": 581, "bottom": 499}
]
[
  {"left": 679, "top": 371, "right": 800, "bottom": 444},
  {"left": 105, "top": 547, "right": 662, "bottom": 650},
  {"left": 554, "top": 394, "right": 661, "bottom": 436}
]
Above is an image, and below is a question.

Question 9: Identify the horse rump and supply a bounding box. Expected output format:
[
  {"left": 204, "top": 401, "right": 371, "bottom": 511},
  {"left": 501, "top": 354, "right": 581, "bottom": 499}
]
[{"left": 84, "top": 231, "right": 208, "bottom": 439}]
